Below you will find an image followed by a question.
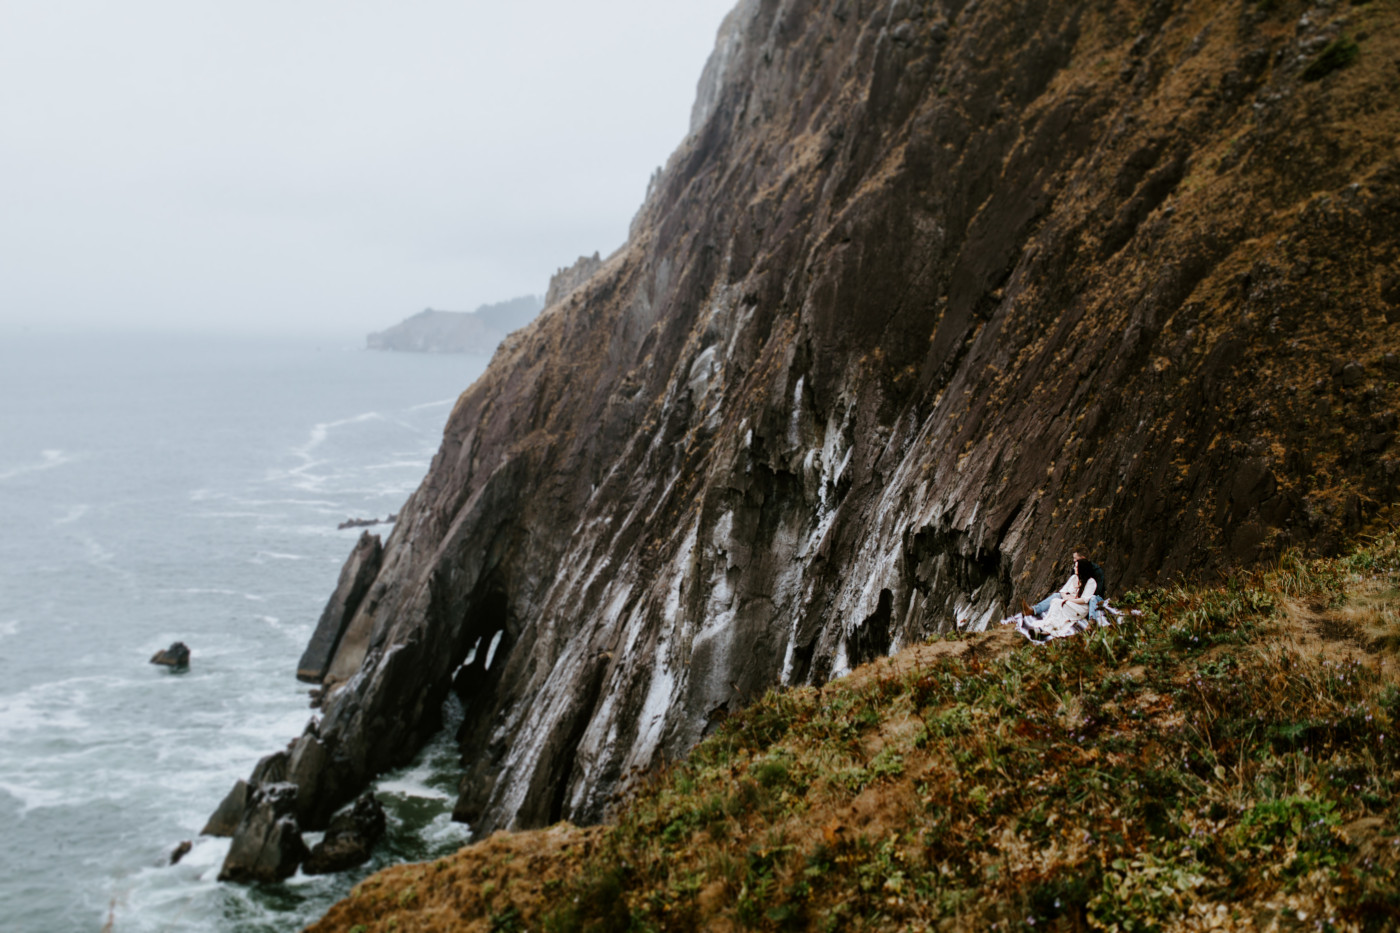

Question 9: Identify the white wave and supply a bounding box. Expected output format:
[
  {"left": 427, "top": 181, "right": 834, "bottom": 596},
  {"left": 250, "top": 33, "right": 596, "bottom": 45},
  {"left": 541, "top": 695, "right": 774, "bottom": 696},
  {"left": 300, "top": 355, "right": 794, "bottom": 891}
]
[
  {"left": 375, "top": 777, "right": 453, "bottom": 801},
  {"left": 252, "top": 551, "right": 304, "bottom": 562},
  {"left": 0, "top": 779, "right": 73, "bottom": 814},
  {"left": 164, "top": 587, "right": 242, "bottom": 597},
  {"left": 364, "top": 460, "right": 431, "bottom": 471},
  {"left": 0, "top": 448, "right": 78, "bottom": 482},
  {"left": 293, "top": 412, "right": 383, "bottom": 461},
  {"left": 54, "top": 504, "right": 89, "bottom": 525},
  {"left": 0, "top": 620, "right": 17, "bottom": 641},
  {"left": 407, "top": 397, "right": 456, "bottom": 412},
  {"left": 0, "top": 687, "right": 91, "bottom": 741}
]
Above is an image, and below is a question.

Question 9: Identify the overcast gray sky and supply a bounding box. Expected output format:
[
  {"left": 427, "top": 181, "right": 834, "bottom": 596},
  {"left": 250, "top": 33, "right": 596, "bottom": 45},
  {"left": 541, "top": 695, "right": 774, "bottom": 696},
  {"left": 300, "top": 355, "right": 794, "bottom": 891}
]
[{"left": 0, "top": 1, "right": 737, "bottom": 336}]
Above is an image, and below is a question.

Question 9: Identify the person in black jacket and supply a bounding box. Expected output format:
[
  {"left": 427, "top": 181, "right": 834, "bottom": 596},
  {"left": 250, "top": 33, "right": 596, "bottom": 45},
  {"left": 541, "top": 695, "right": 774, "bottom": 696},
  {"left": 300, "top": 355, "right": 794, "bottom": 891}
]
[{"left": 1023, "top": 550, "right": 1106, "bottom": 620}]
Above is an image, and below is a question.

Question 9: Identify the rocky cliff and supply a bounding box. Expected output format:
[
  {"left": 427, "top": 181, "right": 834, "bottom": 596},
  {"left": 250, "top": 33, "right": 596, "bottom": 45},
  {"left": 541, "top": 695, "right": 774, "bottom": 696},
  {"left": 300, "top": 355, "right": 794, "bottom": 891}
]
[
  {"left": 366, "top": 296, "right": 543, "bottom": 354},
  {"left": 225, "top": 0, "right": 1400, "bottom": 845},
  {"left": 543, "top": 253, "right": 605, "bottom": 308}
]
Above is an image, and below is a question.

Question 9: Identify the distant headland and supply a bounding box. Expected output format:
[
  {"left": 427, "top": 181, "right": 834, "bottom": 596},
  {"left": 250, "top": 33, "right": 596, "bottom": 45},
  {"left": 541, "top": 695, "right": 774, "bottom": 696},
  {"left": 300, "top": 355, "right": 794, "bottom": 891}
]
[
  {"left": 366, "top": 253, "right": 604, "bottom": 354},
  {"left": 366, "top": 295, "right": 543, "bottom": 354}
]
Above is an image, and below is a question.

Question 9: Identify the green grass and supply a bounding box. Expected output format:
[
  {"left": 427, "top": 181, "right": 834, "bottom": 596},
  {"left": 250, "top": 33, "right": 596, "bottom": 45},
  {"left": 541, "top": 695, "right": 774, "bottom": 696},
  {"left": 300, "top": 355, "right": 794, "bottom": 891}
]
[
  {"left": 328, "top": 534, "right": 1400, "bottom": 932},
  {"left": 525, "top": 535, "right": 1400, "bottom": 930}
]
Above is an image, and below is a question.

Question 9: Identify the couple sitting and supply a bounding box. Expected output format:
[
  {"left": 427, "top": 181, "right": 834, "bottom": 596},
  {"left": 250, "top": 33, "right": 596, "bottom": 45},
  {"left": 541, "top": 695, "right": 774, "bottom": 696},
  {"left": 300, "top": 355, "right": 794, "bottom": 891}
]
[{"left": 1018, "top": 550, "right": 1106, "bottom": 640}]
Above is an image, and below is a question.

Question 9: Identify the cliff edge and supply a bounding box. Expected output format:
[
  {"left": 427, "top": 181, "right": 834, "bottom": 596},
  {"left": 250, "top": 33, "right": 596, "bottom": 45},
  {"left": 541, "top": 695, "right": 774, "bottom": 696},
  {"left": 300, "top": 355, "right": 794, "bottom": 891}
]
[{"left": 224, "top": 0, "right": 1400, "bottom": 846}]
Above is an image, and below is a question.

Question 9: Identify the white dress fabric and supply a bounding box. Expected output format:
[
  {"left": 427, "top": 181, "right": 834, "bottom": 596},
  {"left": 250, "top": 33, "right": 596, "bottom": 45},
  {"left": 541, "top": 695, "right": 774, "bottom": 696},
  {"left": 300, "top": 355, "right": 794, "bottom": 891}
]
[{"left": 1015, "top": 574, "right": 1098, "bottom": 641}]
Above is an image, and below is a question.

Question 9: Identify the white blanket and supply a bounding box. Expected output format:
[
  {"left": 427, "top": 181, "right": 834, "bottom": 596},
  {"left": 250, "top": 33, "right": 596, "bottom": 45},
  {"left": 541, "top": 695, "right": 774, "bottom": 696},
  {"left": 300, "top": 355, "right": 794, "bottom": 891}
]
[{"left": 1001, "top": 603, "right": 1131, "bottom": 643}]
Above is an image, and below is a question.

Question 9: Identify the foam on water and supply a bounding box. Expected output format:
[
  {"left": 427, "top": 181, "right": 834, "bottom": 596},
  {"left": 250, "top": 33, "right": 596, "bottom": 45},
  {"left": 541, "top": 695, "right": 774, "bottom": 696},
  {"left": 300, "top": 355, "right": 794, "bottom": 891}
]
[
  {"left": 54, "top": 503, "right": 90, "bottom": 525},
  {"left": 0, "top": 448, "right": 80, "bottom": 482},
  {"left": 0, "top": 334, "right": 488, "bottom": 932}
]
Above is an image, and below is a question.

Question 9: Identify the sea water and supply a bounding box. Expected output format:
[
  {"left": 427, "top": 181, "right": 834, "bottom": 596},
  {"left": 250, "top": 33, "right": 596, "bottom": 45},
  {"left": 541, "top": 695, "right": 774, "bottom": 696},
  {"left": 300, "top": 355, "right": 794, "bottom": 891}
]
[{"left": 0, "top": 332, "right": 487, "bottom": 932}]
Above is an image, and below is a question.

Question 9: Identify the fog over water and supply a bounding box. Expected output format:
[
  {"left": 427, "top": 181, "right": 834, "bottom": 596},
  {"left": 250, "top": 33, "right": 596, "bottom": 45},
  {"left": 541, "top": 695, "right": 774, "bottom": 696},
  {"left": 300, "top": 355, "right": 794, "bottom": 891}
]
[
  {"left": 0, "top": 1, "right": 737, "bottom": 336},
  {"left": 0, "top": 4, "right": 738, "bottom": 929}
]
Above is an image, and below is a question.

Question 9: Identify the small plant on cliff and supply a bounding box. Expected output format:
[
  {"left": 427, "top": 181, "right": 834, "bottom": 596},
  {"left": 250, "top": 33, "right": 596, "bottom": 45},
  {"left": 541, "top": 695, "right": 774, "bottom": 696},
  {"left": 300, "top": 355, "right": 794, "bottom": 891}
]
[{"left": 1302, "top": 35, "right": 1361, "bottom": 82}]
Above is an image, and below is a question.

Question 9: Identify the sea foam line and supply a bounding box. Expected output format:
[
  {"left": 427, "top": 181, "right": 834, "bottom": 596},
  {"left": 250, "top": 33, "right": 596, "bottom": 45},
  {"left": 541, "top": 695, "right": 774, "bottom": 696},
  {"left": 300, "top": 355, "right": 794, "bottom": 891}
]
[
  {"left": 293, "top": 412, "right": 384, "bottom": 461},
  {"left": 0, "top": 449, "right": 78, "bottom": 482},
  {"left": 406, "top": 397, "right": 456, "bottom": 412}
]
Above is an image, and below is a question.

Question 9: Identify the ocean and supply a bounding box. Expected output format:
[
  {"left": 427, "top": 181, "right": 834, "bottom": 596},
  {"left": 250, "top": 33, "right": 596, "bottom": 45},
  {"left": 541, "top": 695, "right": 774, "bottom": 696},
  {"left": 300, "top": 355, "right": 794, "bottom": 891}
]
[{"left": 0, "top": 332, "right": 488, "bottom": 932}]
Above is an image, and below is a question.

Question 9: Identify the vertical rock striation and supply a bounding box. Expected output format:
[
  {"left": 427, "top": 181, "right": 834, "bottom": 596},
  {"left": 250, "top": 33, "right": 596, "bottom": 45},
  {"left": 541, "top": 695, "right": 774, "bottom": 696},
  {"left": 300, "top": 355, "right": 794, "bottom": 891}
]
[{"left": 223, "top": 0, "right": 1400, "bottom": 842}]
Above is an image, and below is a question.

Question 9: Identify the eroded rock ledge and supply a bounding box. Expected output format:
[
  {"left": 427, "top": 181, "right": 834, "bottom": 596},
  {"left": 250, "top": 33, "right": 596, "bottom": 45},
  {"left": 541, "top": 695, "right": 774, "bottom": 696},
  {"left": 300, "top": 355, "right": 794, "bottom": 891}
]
[{"left": 218, "top": 0, "right": 1400, "bottom": 845}]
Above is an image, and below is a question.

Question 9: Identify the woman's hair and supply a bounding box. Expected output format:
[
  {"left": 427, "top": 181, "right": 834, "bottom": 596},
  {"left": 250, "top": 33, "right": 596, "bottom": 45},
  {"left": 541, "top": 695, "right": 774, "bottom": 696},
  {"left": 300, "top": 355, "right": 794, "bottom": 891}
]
[{"left": 1073, "top": 558, "right": 1088, "bottom": 598}]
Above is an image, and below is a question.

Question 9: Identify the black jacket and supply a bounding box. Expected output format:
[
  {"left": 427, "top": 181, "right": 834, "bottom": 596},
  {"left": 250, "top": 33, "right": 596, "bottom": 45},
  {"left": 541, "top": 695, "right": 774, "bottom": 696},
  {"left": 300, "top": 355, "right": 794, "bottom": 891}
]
[{"left": 1077, "top": 560, "right": 1106, "bottom": 599}]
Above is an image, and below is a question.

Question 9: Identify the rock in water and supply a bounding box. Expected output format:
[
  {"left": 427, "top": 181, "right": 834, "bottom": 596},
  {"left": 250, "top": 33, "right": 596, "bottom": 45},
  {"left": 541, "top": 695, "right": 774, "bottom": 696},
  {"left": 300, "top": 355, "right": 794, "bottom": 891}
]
[
  {"left": 169, "top": 841, "right": 192, "bottom": 865},
  {"left": 217, "top": 783, "right": 308, "bottom": 884},
  {"left": 201, "top": 779, "right": 251, "bottom": 837},
  {"left": 149, "top": 641, "right": 190, "bottom": 670},
  {"left": 303, "top": 792, "right": 387, "bottom": 874}
]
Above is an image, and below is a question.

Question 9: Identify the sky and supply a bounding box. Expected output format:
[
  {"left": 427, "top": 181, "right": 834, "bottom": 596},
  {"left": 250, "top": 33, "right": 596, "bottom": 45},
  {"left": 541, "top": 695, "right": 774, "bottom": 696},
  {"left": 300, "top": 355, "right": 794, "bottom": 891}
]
[{"left": 0, "top": 1, "right": 738, "bottom": 336}]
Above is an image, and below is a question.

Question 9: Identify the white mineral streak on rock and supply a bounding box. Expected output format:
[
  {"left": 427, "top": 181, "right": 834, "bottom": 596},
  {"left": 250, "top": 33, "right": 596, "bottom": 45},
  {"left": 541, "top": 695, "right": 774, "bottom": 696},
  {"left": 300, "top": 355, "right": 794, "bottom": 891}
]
[
  {"left": 483, "top": 631, "right": 504, "bottom": 670},
  {"left": 787, "top": 376, "right": 805, "bottom": 449},
  {"left": 627, "top": 642, "right": 678, "bottom": 771},
  {"left": 491, "top": 632, "right": 598, "bottom": 828},
  {"left": 687, "top": 346, "right": 719, "bottom": 403},
  {"left": 829, "top": 639, "right": 852, "bottom": 681}
]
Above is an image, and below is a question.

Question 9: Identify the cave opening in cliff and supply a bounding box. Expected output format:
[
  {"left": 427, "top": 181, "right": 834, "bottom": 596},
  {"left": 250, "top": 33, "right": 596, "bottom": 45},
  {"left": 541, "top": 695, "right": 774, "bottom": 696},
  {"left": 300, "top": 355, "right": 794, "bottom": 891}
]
[
  {"left": 450, "top": 583, "right": 514, "bottom": 709},
  {"left": 846, "top": 588, "right": 894, "bottom": 668}
]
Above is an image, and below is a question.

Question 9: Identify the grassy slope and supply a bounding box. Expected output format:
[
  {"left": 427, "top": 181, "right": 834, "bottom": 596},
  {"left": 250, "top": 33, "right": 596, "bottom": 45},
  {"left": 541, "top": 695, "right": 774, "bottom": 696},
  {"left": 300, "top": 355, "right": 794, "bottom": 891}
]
[{"left": 310, "top": 535, "right": 1400, "bottom": 933}]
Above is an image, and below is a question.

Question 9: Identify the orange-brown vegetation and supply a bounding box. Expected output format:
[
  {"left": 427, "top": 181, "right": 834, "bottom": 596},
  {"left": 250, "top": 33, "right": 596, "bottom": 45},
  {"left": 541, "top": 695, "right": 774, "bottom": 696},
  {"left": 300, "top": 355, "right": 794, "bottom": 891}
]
[{"left": 311, "top": 534, "right": 1400, "bottom": 932}]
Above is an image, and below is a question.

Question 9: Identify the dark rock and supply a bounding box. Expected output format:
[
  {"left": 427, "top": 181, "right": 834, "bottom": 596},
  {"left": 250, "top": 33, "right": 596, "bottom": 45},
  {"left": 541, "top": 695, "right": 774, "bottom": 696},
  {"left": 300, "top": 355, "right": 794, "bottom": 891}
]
[
  {"left": 149, "top": 642, "right": 190, "bottom": 670},
  {"left": 1341, "top": 361, "right": 1366, "bottom": 387},
  {"left": 201, "top": 779, "right": 251, "bottom": 837},
  {"left": 170, "top": 841, "right": 192, "bottom": 865},
  {"left": 296, "top": 533, "right": 383, "bottom": 684},
  {"left": 303, "top": 792, "right": 387, "bottom": 875},
  {"left": 250, "top": 751, "right": 290, "bottom": 787},
  {"left": 1382, "top": 274, "right": 1400, "bottom": 308},
  {"left": 337, "top": 515, "right": 395, "bottom": 531},
  {"left": 544, "top": 253, "right": 604, "bottom": 308},
  {"left": 218, "top": 782, "right": 308, "bottom": 884}
]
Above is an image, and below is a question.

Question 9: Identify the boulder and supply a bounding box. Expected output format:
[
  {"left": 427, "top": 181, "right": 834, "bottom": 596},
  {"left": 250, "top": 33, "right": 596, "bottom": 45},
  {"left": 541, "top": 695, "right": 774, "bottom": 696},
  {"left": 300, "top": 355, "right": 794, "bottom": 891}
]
[
  {"left": 149, "top": 642, "right": 190, "bottom": 670},
  {"left": 201, "top": 779, "right": 251, "bottom": 837},
  {"left": 296, "top": 533, "right": 382, "bottom": 684},
  {"left": 217, "top": 782, "right": 309, "bottom": 884},
  {"left": 249, "top": 750, "right": 290, "bottom": 786},
  {"left": 303, "top": 792, "right": 387, "bottom": 875},
  {"left": 170, "top": 841, "right": 192, "bottom": 865}
]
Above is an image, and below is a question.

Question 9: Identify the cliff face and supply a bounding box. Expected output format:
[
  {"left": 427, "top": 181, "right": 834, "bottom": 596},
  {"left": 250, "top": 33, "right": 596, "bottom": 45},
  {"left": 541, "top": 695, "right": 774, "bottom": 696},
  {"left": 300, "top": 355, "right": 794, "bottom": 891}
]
[
  {"left": 241, "top": 0, "right": 1400, "bottom": 839},
  {"left": 543, "top": 253, "right": 605, "bottom": 308}
]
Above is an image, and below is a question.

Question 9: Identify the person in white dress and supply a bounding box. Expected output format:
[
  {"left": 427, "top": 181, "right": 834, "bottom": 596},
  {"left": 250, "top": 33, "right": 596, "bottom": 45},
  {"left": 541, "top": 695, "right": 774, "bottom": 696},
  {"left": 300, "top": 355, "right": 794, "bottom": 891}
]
[{"left": 1018, "top": 558, "right": 1099, "bottom": 640}]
